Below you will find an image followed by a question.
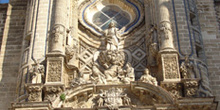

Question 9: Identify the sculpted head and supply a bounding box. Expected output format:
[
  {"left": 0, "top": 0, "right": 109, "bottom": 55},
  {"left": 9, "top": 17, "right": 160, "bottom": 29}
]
[
  {"left": 144, "top": 68, "right": 149, "bottom": 75},
  {"left": 109, "top": 21, "right": 116, "bottom": 28}
]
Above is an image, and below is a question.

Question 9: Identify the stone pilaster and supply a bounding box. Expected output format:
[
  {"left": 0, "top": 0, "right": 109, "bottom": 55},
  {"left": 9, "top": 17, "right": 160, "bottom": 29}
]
[{"left": 156, "top": 0, "right": 180, "bottom": 82}]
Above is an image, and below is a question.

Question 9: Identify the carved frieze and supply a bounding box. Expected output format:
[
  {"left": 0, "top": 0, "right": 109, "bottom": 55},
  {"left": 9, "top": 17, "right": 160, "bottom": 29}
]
[
  {"left": 47, "top": 60, "right": 62, "bottom": 82},
  {"left": 160, "top": 53, "right": 180, "bottom": 81}
]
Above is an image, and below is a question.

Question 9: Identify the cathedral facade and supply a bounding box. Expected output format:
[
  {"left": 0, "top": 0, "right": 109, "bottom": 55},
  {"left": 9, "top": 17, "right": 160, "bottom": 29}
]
[{"left": 0, "top": 0, "right": 220, "bottom": 110}]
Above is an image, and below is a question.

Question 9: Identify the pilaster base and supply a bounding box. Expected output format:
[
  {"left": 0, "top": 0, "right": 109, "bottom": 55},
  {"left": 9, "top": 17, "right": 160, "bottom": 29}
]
[{"left": 157, "top": 50, "right": 180, "bottom": 82}]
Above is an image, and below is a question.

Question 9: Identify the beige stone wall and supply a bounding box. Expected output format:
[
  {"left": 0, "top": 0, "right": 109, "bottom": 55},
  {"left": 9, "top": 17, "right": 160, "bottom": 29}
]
[
  {"left": 0, "top": 4, "right": 8, "bottom": 49},
  {"left": 0, "top": 0, "right": 27, "bottom": 109},
  {"left": 196, "top": 0, "right": 220, "bottom": 109}
]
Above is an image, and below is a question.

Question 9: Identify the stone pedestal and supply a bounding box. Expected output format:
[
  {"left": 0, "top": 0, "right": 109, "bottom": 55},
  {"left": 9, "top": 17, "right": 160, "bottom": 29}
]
[
  {"left": 182, "top": 78, "right": 200, "bottom": 97},
  {"left": 25, "top": 83, "right": 43, "bottom": 102},
  {"left": 45, "top": 53, "right": 65, "bottom": 84},
  {"left": 158, "top": 50, "right": 180, "bottom": 82}
]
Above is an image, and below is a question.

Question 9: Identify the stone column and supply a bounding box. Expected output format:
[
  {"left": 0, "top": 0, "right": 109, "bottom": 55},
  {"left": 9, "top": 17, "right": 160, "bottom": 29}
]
[
  {"left": 45, "top": 0, "right": 67, "bottom": 100},
  {"left": 157, "top": 0, "right": 175, "bottom": 50},
  {"left": 156, "top": 0, "right": 181, "bottom": 82},
  {"left": 50, "top": 0, "right": 67, "bottom": 53}
]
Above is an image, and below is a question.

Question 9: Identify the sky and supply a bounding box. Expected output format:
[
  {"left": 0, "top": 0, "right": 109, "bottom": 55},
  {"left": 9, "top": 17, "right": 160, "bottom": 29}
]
[{"left": 0, "top": 0, "right": 9, "bottom": 4}]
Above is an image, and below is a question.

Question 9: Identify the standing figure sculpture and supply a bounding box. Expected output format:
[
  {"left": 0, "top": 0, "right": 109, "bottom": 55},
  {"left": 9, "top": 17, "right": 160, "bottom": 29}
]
[
  {"left": 30, "top": 61, "right": 45, "bottom": 84},
  {"left": 104, "top": 22, "right": 120, "bottom": 50},
  {"left": 180, "top": 56, "right": 195, "bottom": 79},
  {"left": 139, "top": 68, "right": 158, "bottom": 86}
]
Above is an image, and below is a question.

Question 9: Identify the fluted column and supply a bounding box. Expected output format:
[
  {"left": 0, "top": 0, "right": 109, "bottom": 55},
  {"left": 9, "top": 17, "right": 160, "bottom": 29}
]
[{"left": 156, "top": 0, "right": 180, "bottom": 82}]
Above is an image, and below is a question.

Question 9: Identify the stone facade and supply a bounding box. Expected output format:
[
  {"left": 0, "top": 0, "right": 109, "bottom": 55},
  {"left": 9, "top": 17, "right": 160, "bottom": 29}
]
[{"left": 0, "top": 0, "right": 220, "bottom": 110}]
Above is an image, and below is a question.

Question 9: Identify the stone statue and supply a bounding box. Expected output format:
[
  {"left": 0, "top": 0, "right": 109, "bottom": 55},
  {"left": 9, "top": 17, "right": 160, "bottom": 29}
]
[
  {"left": 122, "top": 94, "right": 131, "bottom": 105},
  {"left": 30, "top": 61, "right": 45, "bottom": 84},
  {"left": 180, "top": 56, "right": 195, "bottom": 79},
  {"left": 65, "top": 44, "right": 78, "bottom": 69},
  {"left": 124, "top": 63, "right": 135, "bottom": 82},
  {"left": 139, "top": 68, "right": 158, "bottom": 86},
  {"left": 90, "top": 62, "right": 107, "bottom": 84},
  {"left": 104, "top": 22, "right": 120, "bottom": 50}
]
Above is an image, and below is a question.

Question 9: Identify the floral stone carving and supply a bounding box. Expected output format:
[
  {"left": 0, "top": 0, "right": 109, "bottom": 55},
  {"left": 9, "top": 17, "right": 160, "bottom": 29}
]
[
  {"left": 47, "top": 60, "right": 62, "bottom": 82},
  {"left": 26, "top": 84, "right": 43, "bottom": 102}
]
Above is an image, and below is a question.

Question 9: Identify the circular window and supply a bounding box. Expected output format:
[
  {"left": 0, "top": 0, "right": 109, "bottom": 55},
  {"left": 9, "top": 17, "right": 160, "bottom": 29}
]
[{"left": 92, "top": 5, "right": 131, "bottom": 30}]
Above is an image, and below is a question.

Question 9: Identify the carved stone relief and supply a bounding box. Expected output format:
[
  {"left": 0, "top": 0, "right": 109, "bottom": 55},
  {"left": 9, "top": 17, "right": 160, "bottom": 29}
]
[
  {"left": 47, "top": 60, "right": 62, "bottom": 82},
  {"left": 161, "top": 54, "right": 180, "bottom": 80},
  {"left": 29, "top": 61, "right": 45, "bottom": 84},
  {"left": 26, "top": 84, "right": 43, "bottom": 102},
  {"left": 44, "top": 86, "right": 63, "bottom": 102},
  {"left": 161, "top": 82, "right": 182, "bottom": 98}
]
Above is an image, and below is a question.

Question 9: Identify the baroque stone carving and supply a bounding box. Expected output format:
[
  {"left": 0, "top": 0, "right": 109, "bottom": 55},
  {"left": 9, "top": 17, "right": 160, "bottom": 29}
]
[
  {"left": 97, "top": 88, "right": 130, "bottom": 109},
  {"left": 139, "top": 68, "right": 158, "bottom": 86},
  {"left": 26, "top": 84, "right": 43, "bottom": 102},
  {"left": 65, "top": 45, "right": 78, "bottom": 69},
  {"left": 163, "top": 55, "right": 180, "bottom": 79},
  {"left": 104, "top": 22, "right": 122, "bottom": 50},
  {"left": 47, "top": 60, "right": 62, "bottom": 82},
  {"left": 90, "top": 50, "right": 135, "bottom": 84},
  {"left": 180, "top": 56, "right": 195, "bottom": 79},
  {"left": 160, "top": 21, "right": 172, "bottom": 40},
  {"left": 44, "top": 86, "right": 63, "bottom": 102},
  {"left": 161, "top": 82, "right": 182, "bottom": 98},
  {"left": 182, "top": 79, "right": 199, "bottom": 97},
  {"left": 51, "top": 24, "right": 65, "bottom": 52},
  {"left": 29, "top": 61, "right": 45, "bottom": 84}
]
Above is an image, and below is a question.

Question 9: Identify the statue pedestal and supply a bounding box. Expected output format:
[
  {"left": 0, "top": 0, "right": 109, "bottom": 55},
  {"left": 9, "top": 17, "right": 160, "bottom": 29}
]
[{"left": 157, "top": 49, "right": 181, "bottom": 82}]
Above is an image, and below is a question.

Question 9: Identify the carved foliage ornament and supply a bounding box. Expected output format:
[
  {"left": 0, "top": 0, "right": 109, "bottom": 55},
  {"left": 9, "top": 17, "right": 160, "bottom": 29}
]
[
  {"left": 44, "top": 86, "right": 63, "bottom": 102},
  {"left": 163, "top": 55, "right": 179, "bottom": 79},
  {"left": 161, "top": 83, "right": 182, "bottom": 98},
  {"left": 47, "top": 60, "right": 62, "bottom": 82},
  {"left": 26, "top": 85, "right": 43, "bottom": 102},
  {"left": 160, "top": 21, "right": 172, "bottom": 40},
  {"left": 52, "top": 24, "right": 65, "bottom": 42}
]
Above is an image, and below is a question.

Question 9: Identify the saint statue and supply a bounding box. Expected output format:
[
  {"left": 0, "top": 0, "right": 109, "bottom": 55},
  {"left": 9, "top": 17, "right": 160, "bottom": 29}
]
[
  {"left": 104, "top": 22, "right": 120, "bottom": 50},
  {"left": 30, "top": 61, "right": 45, "bottom": 84}
]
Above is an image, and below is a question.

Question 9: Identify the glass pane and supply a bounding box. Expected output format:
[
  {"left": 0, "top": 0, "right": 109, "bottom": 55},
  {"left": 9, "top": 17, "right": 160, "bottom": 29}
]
[
  {"left": 113, "top": 12, "right": 130, "bottom": 26},
  {"left": 102, "top": 5, "right": 120, "bottom": 18},
  {"left": 101, "top": 20, "right": 122, "bottom": 30},
  {"left": 93, "top": 12, "right": 109, "bottom": 26}
]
